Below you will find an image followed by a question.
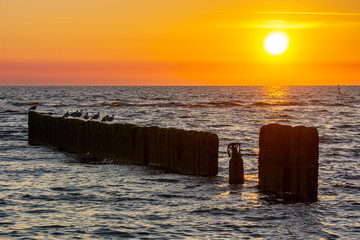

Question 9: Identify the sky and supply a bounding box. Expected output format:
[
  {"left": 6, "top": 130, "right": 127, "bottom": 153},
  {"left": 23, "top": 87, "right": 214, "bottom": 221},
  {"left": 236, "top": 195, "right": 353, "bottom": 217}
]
[{"left": 0, "top": 0, "right": 359, "bottom": 86}]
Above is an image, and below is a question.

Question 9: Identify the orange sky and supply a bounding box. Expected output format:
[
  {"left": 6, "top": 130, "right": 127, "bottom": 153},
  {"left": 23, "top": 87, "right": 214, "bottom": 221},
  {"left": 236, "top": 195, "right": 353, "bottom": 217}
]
[{"left": 0, "top": 0, "right": 359, "bottom": 85}]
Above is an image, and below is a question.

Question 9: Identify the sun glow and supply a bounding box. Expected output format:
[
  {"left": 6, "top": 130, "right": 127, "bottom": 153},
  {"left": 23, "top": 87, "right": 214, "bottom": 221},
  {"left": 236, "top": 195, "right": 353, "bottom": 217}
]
[{"left": 264, "top": 31, "right": 289, "bottom": 55}]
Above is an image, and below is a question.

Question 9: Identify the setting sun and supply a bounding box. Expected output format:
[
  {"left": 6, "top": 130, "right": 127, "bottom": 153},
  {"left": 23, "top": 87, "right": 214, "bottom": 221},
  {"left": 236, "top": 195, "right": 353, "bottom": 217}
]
[
  {"left": 0, "top": 0, "right": 359, "bottom": 86},
  {"left": 264, "top": 31, "right": 290, "bottom": 56}
]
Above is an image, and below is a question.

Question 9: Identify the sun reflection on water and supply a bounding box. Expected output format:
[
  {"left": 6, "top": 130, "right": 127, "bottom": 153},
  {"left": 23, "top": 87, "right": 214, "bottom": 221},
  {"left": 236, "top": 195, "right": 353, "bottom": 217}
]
[
  {"left": 262, "top": 85, "right": 290, "bottom": 104},
  {"left": 257, "top": 86, "right": 296, "bottom": 124}
]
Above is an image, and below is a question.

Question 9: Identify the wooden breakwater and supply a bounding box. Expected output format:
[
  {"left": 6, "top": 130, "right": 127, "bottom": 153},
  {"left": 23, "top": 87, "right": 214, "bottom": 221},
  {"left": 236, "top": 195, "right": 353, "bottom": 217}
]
[
  {"left": 258, "top": 123, "right": 319, "bottom": 201},
  {"left": 28, "top": 111, "right": 218, "bottom": 176}
]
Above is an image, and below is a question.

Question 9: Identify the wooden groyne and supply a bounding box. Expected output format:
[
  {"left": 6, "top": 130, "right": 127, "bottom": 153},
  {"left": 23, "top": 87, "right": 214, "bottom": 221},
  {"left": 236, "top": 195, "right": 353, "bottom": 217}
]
[
  {"left": 28, "top": 111, "right": 219, "bottom": 176},
  {"left": 29, "top": 112, "right": 320, "bottom": 201},
  {"left": 258, "top": 123, "right": 319, "bottom": 201}
]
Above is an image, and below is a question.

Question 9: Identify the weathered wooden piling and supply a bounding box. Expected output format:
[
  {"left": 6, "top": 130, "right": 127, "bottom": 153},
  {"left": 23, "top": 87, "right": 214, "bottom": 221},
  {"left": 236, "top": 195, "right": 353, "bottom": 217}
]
[
  {"left": 28, "top": 111, "right": 35, "bottom": 145},
  {"left": 258, "top": 123, "right": 319, "bottom": 201},
  {"left": 158, "top": 127, "right": 170, "bottom": 169},
  {"left": 200, "top": 132, "right": 219, "bottom": 176},
  {"left": 57, "top": 117, "right": 68, "bottom": 150},
  {"left": 67, "top": 119, "right": 84, "bottom": 153},
  {"left": 28, "top": 111, "right": 219, "bottom": 176},
  {"left": 122, "top": 123, "right": 137, "bottom": 164},
  {"left": 228, "top": 143, "right": 244, "bottom": 184},
  {"left": 147, "top": 126, "right": 160, "bottom": 167},
  {"left": 133, "top": 127, "right": 148, "bottom": 165}
]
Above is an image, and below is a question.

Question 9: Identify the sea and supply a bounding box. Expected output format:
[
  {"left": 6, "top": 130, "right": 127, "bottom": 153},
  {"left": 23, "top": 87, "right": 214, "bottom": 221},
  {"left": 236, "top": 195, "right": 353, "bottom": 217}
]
[{"left": 0, "top": 86, "right": 359, "bottom": 239}]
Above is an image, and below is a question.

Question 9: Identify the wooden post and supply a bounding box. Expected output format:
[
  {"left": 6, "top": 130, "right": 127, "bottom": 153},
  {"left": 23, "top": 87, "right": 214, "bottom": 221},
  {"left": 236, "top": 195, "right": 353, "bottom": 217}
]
[
  {"left": 67, "top": 119, "right": 84, "bottom": 153},
  {"left": 199, "top": 132, "right": 218, "bottom": 176},
  {"left": 172, "top": 129, "right": 183, "bottom": 173},
  {"left": 180, "top": 130, "right": 195, "bottom": 174},
  {"left": 83, "top": 121, "right": 91, "bottom": 154},
  {"left": 133, "top": 127, "right": 148, "bottom": 165},
  {"left": 122, "top": 124, "right": 136, "bottom": 164},
  {"left": 106, "top": 123, "right": 120, "bottom": 163},
  {"left": 28, "top": 111, "right": 35, "bottom": 145},
  {"left": 258, "top": 123, "right": 319, "bottom": 201}
]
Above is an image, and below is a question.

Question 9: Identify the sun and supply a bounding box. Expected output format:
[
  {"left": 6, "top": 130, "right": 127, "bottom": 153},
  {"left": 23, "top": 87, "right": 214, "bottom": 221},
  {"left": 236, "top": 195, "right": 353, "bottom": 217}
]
[{"left": 264, "top": 31, "right": 289, "bottom": 56}]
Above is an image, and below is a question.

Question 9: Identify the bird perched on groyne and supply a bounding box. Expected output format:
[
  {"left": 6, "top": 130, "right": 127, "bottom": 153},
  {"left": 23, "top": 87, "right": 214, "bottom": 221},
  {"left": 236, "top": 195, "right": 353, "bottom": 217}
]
[
  {"left": 91, "top": 112, "right": 100, "bottom": 120},
  {"left": 70, "top": 110, "right": 78, "bottom": 117},
  {"left": 63, "top": 111, "right": 69, "bottom": 118},
  {"left": 107, "top": 114, "right": 114, "bottom": 122},
  {"left": 83, "top": 112, "right": 89, "bottom": 120},
  {"left": 101, "top": 114, "right": 115, "bottom": 122},
  {"left": 70, "top": 110, "right": 82, "bottom": 118},
  {"left": 75, "top": 110, "right": 82, "bottom": 118},
  {"left": 101, "top": 115, "right": 109, "bottom": 122},
  {"left": 28, "top": 105, "right": 37, "bottom": 111}
]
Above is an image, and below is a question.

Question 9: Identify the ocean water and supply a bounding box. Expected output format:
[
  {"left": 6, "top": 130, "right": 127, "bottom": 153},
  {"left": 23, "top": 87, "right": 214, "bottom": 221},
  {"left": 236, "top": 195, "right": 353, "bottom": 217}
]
[{"left": 0, "top": 86, "right": 359, "bottom": 239}]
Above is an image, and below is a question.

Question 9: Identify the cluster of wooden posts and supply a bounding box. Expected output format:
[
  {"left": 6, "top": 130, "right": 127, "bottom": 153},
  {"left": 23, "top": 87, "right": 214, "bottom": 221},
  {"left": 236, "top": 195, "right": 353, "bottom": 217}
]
[
  {"left": 258, "top": 124, "right": 319, "bottom": 202},
  {"left": 28, "top": 111, "right": 319, "bottom": 202},
  {"left": 28, "top": 111, "right": 218, "bottom": 176}
]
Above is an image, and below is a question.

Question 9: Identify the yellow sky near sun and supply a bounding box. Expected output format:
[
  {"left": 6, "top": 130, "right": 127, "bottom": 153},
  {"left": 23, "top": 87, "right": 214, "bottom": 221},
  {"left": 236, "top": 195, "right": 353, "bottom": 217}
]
[{"left": 0, "top": 0, "right": 359, "bottom": 85}]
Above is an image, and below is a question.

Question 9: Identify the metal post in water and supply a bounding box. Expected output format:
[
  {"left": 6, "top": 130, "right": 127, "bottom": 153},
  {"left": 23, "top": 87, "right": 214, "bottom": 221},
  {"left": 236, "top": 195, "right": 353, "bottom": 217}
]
[{"left": 228, "top": 143, "right": 244, "bottom": 184}]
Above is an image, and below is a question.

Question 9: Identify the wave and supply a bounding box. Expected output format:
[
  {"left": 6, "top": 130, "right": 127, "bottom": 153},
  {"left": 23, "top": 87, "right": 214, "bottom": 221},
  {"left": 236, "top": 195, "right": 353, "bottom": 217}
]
[
  {"left": 337, "top": 124, "right": 354, "bottom": 129},
  {"left": 207, "top": 101, "right": 242, "bottom": 107},
  {"left": 2, "top": 110, "right": 18, "bottom": 113},
  {"left": 209, "top": 124, "right": 233, "bottom": 128},
  {"left": 10, "top": 101, "right": 39, "bottom": 106},
  {"left": 90, "top": 101, "right": 242, "bottom": 108},
  {"left": 324, "top": 103, "right": 348, "bottom": 107},
  {"left": 279, "top": 114, "right": 292, "bottom": 118},
  {"left": 91, "top": 102, "right": 132, "bottom": 107},
  {"left": 152, "top": 97, "right": 170, "bottom": 101},
  {"left": 276, "top": 119, "right": 291, "bottom": 123},
  {"left": 252, "top": 101, "right": 300, "bottom": 106}
]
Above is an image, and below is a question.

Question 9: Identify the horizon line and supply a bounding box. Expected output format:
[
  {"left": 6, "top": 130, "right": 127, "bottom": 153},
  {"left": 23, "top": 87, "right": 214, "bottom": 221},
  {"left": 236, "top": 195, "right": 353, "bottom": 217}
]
[{"left": 0, "top": 85, "right": 357, "bottom": 87}]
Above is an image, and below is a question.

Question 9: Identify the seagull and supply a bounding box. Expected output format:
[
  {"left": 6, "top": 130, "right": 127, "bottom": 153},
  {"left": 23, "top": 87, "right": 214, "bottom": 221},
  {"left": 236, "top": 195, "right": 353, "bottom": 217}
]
[
  {"left": 70, "top": 110, "right": 78, "bottom": 117},
  {"left": 101, "top": 115, "right": 109, "bottom": 122},
  {"left": 28, "top": 105, "right": 37, "bottom": 111},
  {"left": 63, "top": 111, "right": 70, "bottom": 118},
  {"left": 107, "top": 114, "right": 114, "bottom": 122},
  {"left": 83, "top": 112, "right": 89, "bottom": 120},
  {"left": 91, "top": 112, "right": 100, "bottom": 120},
  {"left": 75, "top": 110, "right": 82, "bottom": 118}
]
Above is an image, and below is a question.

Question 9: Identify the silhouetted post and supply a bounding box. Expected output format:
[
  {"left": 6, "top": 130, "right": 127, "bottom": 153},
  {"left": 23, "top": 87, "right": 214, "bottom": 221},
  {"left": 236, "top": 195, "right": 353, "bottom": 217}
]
[
  {"left": 228, "top": 143, "right": 244, "bottom": 184},
  {"left": 258, "top": 124, "right": 319, "bottom": 201},
  {"left": 200, "top": 133, "right": 219, "bottom": 176}
]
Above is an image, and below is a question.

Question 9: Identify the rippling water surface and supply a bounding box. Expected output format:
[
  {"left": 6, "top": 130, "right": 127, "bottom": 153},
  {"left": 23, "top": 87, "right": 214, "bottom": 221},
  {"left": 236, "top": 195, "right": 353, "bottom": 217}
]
[{"left": 0, "top": 86, "right": 359, "bottom": 239}]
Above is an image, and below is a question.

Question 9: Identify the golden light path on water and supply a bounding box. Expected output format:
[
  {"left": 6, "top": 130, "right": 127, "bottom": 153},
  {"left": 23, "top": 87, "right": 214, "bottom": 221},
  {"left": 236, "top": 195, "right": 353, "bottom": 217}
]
[{"left": 257, "top": 86, "right": 295, "bottom": 123}]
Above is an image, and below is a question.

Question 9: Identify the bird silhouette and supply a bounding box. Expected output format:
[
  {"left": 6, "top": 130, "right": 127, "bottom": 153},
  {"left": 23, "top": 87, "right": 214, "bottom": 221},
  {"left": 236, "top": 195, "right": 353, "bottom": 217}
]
[
  {"left": 75, "top": 110, "right": 82, "bottom": 117},
  {"left": 91, "top": 112, "right": 100, "bottom": 120},
  {"left": 63, "top": 111, "right": 69, "bottom": 118},
  {"left": 101, "top": 115, "right": 109, "bottom": 122},
  {"left": 70, "top": 110, "right": 78, "bottom": 117},
  {"left": 107, "top": 114, "right": 114, "bottom": 122},
  {"left": 28, "top": 105, "right": 37, "bottom": 111},
  {"left": 83, "top": 112, "right": 89, "bottom": 120}
]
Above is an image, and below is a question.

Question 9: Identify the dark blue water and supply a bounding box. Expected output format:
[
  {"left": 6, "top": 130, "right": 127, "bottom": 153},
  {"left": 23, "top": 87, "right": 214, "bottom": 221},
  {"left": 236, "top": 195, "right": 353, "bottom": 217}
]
[{"left": 0, "top": 86, "right": 359, "bottom": 239}]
